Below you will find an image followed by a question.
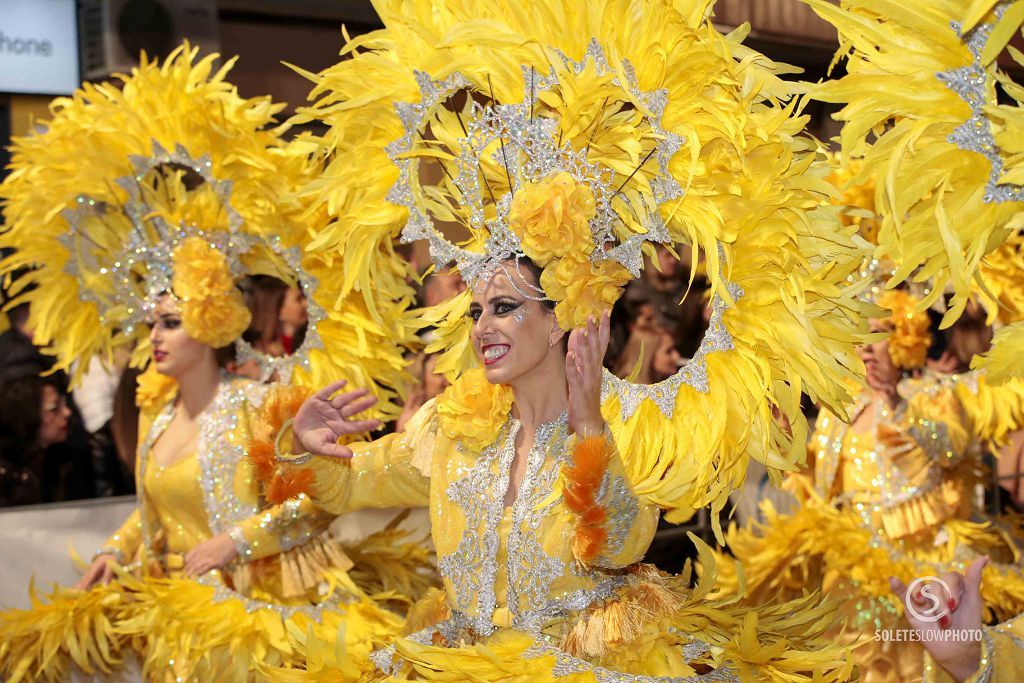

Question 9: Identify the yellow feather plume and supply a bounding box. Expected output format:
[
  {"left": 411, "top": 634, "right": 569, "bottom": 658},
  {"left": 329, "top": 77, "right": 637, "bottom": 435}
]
[
  {"left": 0, "top": 44, "right": 294, "bottom": 383},
  {"left": 803, "top": 0, "right": 1024, "bottom": 338},
  {"left": 296, "top": 0, "right": 873, "bottom": 532}
]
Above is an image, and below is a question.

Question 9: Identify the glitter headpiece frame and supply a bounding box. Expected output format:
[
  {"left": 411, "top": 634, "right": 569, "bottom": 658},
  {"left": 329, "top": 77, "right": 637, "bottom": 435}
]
[
  {"left": 937, "top": 1, "right": 1024, "bottom": 204},
  {"left": 61, "top": 142, "right": 326, "bottom": 378},
  {"left": 60, "top": 142, "right": 253, "bottom": 338},
  {"left": 386, "top": 39, "right": 685, "bottom": 286}
]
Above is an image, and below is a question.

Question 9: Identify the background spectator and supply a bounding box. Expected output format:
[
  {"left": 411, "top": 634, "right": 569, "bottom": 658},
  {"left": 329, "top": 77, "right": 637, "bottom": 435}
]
[{"left": 0, "top": 363, "right": 72, "bottom": 506}]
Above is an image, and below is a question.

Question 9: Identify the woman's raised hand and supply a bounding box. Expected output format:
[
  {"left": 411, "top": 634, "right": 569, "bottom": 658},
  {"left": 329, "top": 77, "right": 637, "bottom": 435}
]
[
  {"left": 890, "top": 556, "right": 988, "bottom": 683},
  {"left": 566, "top": 312, "right": 610, "bottom": 438},
  {"left": 291, "top": 380, "right": 381, "bottom": 458}
]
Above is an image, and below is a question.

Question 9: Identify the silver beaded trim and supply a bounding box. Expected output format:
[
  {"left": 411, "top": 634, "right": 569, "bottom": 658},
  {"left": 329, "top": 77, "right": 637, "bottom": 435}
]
[
  {"left": 937, "top": 2, "right": 1024, "bottom": 204},
  {"left": 601, "top": 282, "right": 742, "bottom": 420},
  {"left": 195, "top": 379, "right": 266, "bottom": 538},
  {"left": 193, "top": 571, "right": 353, "bottom": 621},
  {"left": 386, "top": 39, "right": 684, "bottom": 287},
  {"left": 92, "top": 547, "right": 126, "bottom": 564},
  {"left": 227, "top": 525, "right": 251, "bottom": 559}
]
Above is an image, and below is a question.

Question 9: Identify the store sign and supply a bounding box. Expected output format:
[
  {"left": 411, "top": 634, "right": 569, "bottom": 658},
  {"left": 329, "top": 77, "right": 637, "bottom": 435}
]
[{"left": 0, "top": 0, "right": 79, "bottom": 95}]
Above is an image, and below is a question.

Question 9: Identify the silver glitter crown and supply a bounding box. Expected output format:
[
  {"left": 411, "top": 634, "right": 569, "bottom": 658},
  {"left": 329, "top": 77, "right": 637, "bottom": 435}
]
[
  {"left": 61, "top": 141, "right": 326, "bottom": 380},
  {"left": 386, "top": 39, "right": 685, "bottom": 286},
  {"left": 61, "top": 142, "right": 252, "bottom": 337}
]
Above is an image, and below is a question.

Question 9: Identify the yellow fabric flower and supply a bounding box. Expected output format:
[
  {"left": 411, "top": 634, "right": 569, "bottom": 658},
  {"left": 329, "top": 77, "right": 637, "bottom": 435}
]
[
  {"left": 877, "top": 290, "right": 932, "bottom": 370},
  {"left": 171, "top": 236, "right": 251, "bottom": 348},
  {"left": 509, "top": 172, "right": 596, "bottom": 267},
  {"left": 172, "top": 236, "right": 235, "bottom": 302},
  {"left": 135, "top": 364, "right": 178, "bottom": 417},
  {"left": 435, "top": 368, "right": 513, "bottom": 451},
  {"left": 541, "top": 256, "right": 631, "bottom": 330},
  {"left": 180, "top": 291, "right": 251, "bottom": 350}
]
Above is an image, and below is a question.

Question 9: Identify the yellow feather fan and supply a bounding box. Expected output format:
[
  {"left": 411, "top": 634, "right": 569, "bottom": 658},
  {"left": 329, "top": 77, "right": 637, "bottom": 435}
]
[
  {"left": 804, "top": 0, "right": 1024, "bottom": 381},
  {"left": 298, "top": 0, "right": 874, "bottom": 530}
]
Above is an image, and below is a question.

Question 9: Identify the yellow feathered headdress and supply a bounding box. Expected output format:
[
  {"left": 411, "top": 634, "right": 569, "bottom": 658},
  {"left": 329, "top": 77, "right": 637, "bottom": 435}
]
[
  {"left": 804, "top": 0, "right": 1024, "bottom": 382},
  {"left": 0, "top": 45, "right": 299, "bottom": 382},
  {"left": 0, "top": 44, "right": 416, "bottom": 418},
  {"left": 297, "top": 0, "right": 874, "bottom": 529}
]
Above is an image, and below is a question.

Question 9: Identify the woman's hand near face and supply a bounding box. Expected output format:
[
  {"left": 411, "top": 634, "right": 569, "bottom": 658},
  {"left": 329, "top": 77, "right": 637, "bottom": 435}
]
[
  {"left": 183, "top": 532, "right": 239, "bottom": 577},
  {"left": 291, "top": 380, "right": 382, "bottom": 457},
  {"left": 75, "top": 553, "right": 118, "bottom": 590},
  {"left": 567, "top": 312, "right": 610, "bottom": 438}
]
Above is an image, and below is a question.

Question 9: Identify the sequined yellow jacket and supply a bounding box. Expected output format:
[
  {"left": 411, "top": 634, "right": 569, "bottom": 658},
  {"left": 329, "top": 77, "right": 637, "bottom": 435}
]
[
  {"left": 810, "top": 372, "right": 1024, "bottom": 540},
  {"left": 101, "top": 376, "right": 346, "bottom": 597},
  {"left": 283, "top": 389, "right": 660, "bottom": 636},
  {"left": 925, "top": 612, "right": 1024, "bottom": 683}
]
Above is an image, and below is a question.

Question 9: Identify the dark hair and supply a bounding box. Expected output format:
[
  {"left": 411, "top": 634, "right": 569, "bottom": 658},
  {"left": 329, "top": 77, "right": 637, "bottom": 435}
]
[
  {"left": 243, "top": 275, "right": 289, "bottom": 348},
  {"left": 0, "top": 374, "right": 51, "bottom": 461},
  {"left": 111, "top": 366, "right": 142, "bottom": 470},
  {"left": 215, "top": 343, "right": 237, "bottom": 368},
  {"left": 4, "top": 303, "right": 29, "bottom": 328}
]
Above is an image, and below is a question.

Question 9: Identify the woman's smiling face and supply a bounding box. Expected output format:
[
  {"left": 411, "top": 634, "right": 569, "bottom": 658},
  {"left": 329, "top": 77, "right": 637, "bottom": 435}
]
[{"left": 468, "top": 264, "right": 563, "bottom": 385}]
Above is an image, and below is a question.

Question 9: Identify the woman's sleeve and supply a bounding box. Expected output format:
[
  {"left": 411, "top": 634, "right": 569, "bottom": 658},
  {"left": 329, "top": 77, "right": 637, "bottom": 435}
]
[
  {"left": 97, "top": 410, "right": 147, "bottom": 563},
  {"left": 267, "top": 397, "right": 438, "bottom": 517},
  {"left": 97, "top": 507, "right": 143, "bottom": 563},
  {"left": 925, "top": 614, "right": 1024, "bottom": 683},
  {"left": 228, "top": 488, "right": 336, "bottom": 562},
  {"left": 891, "top": 382, "right": 972, "bottom": 470},
  {"left": 562, "top": 431, "right": 660, "bottom": 569}
]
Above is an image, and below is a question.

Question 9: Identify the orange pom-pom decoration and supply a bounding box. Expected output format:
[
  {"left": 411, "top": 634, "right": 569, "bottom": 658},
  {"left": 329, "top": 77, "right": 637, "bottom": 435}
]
[
  {"left": 249, "top": 385, "right": 316, "bottom": 504},
  {"left": 563, "top": 435, "right": 613, "bottom": 564}
]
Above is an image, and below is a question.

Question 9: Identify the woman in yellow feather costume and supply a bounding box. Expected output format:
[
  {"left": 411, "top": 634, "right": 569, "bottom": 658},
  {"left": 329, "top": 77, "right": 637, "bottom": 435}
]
[
  {"left": 0, "top": 46, "right": 431, "bottom": 682},
  {"left": 248, "top": 0, "right": 887, "bottom": 679},
  {"left": 710, "top": 276, "right": 1024, "bottom": 681}
]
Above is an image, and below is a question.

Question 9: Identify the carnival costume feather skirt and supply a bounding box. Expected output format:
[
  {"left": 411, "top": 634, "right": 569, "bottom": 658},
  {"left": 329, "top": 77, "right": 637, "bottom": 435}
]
[{"left": 0, "top": 377, "right": 434, "bottom": 683}]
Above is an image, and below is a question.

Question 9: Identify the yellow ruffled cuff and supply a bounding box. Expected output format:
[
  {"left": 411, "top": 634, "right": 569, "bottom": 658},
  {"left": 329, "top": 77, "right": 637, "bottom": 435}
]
[
  {"left": 879, "top": 477, "right": 966, "bottom": 540},
  {"left": 230, "top": 533, "right": 355, "bottom": 599}
]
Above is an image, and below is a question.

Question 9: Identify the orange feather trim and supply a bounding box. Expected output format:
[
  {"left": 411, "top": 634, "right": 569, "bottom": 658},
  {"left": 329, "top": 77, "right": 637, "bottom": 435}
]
[
  {"left": 563, "top": 435, "right": 613, "bottom": 564},
  {"left": 249, "top": 384, "right": 315, "bottom": 504}
]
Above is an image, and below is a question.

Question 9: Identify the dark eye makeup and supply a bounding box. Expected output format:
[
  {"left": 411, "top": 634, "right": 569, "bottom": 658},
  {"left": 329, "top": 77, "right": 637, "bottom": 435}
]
[
  {"left": 466, "top": 298, "right": 522, "bottom": 322},
  {"left": 148, "top": 315, "right": 182, "bottom": 330}
]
